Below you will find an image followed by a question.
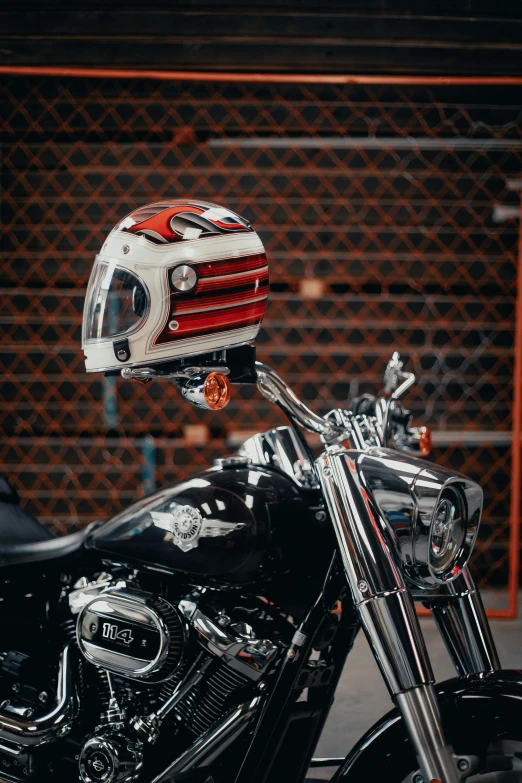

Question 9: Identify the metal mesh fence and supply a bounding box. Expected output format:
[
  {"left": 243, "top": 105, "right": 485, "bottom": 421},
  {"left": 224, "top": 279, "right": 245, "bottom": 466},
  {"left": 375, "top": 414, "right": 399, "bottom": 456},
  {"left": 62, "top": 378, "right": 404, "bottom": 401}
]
[{"left": 1, "top": 75, "right": 520, "bottom": 613}]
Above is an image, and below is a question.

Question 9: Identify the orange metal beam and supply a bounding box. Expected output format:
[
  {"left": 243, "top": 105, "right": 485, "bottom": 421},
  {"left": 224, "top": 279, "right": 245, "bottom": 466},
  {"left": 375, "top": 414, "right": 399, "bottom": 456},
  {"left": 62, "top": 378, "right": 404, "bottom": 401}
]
[
  {"left": 2, "top": 65, "right": 522, "bottom": 85},
  {"left": 417, "top": 606, "right": 516, "bottom": 619},
  {"left": 507, "top": 183, "right": 522, "bottom": 618}
]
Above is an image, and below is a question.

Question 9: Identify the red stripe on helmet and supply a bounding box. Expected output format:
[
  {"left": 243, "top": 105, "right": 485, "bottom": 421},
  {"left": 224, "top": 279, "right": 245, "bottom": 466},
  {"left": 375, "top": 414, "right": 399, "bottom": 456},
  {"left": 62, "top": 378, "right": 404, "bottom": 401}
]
[
  {"left": 195, "top": 252, "right": 267, "bottom": 279},
  {"left": 196, "top": 266, "right": 269, "bottom": 295},
  {"left": 173, "top": 282, "right": 269, "bottom": 315},
  {"left": 154, "top": 300, "right": 266, "bottom": 345}
]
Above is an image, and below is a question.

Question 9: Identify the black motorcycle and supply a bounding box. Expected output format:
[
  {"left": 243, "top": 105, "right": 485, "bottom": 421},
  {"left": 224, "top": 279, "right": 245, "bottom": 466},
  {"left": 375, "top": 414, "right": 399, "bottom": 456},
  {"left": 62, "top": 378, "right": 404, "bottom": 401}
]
[{"left": 0, "top": 346, "right": 521, "bottom": 783}]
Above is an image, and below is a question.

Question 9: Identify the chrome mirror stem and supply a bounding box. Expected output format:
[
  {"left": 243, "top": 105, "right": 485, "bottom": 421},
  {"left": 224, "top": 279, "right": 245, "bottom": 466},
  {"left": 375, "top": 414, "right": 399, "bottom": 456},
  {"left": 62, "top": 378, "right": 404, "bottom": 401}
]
[{"left": 383, "top": 351, "right": 416, "bottom": 400}]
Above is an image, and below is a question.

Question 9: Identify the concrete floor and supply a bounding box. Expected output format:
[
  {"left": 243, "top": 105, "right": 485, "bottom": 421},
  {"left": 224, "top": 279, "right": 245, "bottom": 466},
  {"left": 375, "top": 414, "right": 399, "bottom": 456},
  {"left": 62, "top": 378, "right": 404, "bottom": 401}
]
[{"left": 309, "top": 615, "right": 522, "bottom": 780}]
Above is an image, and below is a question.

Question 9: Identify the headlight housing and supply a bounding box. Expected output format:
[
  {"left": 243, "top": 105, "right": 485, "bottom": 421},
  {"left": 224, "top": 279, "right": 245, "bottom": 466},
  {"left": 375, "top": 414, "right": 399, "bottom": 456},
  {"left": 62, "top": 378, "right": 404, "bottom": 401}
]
[
  {"left": 412, "top": 473, "right": 482, "bottom": 587},
  {"left": 356, "top": 452, "right": 483, "bottom": 591}
]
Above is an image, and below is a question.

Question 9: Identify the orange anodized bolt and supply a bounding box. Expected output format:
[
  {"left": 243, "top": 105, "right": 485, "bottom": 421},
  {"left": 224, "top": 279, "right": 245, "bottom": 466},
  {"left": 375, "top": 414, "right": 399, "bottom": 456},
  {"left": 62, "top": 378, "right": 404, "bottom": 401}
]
[{"left": 203, "top": 372, "right": 232, "bottom": 411}]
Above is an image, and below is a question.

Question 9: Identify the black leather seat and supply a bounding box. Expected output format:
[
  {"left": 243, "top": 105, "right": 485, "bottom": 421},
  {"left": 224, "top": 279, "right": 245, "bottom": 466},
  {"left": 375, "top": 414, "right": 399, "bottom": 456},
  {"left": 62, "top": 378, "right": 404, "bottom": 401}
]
[{"left": 0, "top": 475, "right": 93, "bottom": 566}]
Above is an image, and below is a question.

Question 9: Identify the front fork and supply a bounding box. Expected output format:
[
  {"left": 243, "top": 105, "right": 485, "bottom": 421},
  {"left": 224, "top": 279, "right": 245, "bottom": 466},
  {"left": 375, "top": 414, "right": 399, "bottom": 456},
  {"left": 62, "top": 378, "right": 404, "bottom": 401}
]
[{"left": 316, "top": 449, "right": 500, "bottom": 783}]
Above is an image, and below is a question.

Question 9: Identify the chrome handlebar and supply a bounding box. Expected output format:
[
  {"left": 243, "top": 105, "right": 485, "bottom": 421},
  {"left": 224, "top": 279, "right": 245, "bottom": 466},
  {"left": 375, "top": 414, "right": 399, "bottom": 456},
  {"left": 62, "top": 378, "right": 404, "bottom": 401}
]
[
  {"left": 255, "top": 359, "right": 427, "bottom": 456},
  {"left": 120, "top": 353, "right": 424, "bottom": 453},
  {"left": 255, "top": 362, "right": 345, "bottom": 443}
]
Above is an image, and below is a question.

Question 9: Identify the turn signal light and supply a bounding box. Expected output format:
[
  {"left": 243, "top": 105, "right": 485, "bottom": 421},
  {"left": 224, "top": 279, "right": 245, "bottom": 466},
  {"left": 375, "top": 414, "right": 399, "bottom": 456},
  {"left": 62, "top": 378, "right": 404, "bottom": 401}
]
[
  {"left": 419, "top": 425, "right": 432, "bottom": 457},
  {"left": 203, "top": 372, "right": 231, "bottom": 410}
]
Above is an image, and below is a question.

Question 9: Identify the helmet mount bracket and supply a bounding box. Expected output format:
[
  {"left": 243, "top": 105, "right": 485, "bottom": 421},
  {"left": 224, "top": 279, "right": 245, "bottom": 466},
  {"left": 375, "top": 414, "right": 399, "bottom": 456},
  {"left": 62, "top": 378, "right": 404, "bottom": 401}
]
[{"left": 114, "top": 344, "right": 258, "bottom": 410}]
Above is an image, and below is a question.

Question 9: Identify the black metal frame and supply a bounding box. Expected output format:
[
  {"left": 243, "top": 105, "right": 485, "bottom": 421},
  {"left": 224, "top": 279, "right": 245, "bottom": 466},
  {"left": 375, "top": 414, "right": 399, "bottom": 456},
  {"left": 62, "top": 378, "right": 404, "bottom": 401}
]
[{"left": 234, "top": 555, "right": 359, "bottom": 783}]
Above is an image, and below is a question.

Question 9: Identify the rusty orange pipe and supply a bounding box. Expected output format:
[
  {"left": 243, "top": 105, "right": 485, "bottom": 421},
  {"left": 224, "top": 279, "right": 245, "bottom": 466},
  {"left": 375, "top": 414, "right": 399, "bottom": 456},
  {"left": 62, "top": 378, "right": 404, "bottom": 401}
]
[
  {"left": 507, "top": 181, "right": 522, "bottom": 618},
  {"left": 2, "top": 65, "right": 522, "bottom": 85}
]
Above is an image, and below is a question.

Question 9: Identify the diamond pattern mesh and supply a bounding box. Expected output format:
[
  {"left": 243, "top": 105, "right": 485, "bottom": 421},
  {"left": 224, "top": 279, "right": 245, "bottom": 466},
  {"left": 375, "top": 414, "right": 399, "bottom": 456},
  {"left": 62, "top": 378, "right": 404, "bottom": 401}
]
[{"left": 1, "top": 76, "right": 520, "bottom": 613}]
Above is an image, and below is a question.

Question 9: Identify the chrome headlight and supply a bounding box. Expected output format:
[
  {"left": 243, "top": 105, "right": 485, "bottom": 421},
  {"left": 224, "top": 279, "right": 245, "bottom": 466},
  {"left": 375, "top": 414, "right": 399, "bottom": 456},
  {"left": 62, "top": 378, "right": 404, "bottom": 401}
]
[
  {"left": 429, "top": 487, "right": 467, "bottom": 581},
  {"left": 355, "top": 452, "right": 483, "bottom": 590},
  {"left": 412, "top": 474, "right": 482, "bottom": 587}
]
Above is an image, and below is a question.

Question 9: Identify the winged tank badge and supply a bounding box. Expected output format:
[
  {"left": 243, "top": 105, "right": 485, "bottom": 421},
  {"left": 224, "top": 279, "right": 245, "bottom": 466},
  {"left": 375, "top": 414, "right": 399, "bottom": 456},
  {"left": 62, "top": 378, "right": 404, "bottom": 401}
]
[{"left": 150, "top": 504, "right": 245, "bottom": 553}]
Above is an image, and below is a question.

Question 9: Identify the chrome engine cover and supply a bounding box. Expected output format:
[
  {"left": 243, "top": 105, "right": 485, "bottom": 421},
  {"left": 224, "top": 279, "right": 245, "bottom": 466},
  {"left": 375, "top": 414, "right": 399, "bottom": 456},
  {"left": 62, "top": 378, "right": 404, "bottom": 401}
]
[{"left": 77, "top": 588, "right": 185, "bottom": 682}]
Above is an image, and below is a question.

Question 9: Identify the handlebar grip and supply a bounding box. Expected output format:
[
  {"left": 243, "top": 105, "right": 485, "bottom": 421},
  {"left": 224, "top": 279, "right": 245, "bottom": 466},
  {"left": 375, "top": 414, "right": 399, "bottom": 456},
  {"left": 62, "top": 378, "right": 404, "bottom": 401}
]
[
  {"left": 349, "top": 395, "right": 411, "bottom": 427},
  {"left": 348, "top": 394, "right": 376, "bottom": 416}
]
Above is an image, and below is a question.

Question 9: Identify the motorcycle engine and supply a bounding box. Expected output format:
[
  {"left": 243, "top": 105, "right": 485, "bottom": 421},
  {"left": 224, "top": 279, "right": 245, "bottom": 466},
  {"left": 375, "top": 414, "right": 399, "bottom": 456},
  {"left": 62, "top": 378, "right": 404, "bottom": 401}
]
[{"left": 66, "top": 573, "right": 280, "bottom": 783}]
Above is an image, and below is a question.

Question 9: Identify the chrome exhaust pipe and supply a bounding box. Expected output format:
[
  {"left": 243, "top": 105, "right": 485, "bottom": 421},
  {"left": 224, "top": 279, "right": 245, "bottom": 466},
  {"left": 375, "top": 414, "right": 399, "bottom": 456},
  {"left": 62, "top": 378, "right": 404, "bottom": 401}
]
[{"left": 0, "top": 644, "right": 76, "bottom": 747}]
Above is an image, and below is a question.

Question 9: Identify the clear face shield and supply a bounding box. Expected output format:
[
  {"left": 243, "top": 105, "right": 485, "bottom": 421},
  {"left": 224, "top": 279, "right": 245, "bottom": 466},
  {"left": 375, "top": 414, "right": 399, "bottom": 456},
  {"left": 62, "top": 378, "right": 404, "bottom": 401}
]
[{"left": 82, "top": 257, "right": 149, "bottom": 347}]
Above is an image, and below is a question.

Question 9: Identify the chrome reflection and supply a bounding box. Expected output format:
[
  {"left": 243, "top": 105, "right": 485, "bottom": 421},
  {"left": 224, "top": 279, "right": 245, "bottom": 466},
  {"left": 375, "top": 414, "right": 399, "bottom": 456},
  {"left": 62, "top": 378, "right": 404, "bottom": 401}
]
[
  {"left": 0, "top": 644, "right": 76, "bottom": 747},
  {"left": 422, "top": 567, "right": 501, "bottom": 676},
  {"left": 239, "top": 425, "right": 318, "bottom": 488},
  {"left": 317, "top": 449, "right": 462, "bottom": 783},
  {"left": 179, "top": 600, "right": 277, "bottom": 680},
  {"left": 354, "top": 451, "right": 482, "bottom": 588},
  {"left": 255, "top": 363, "right": 344, "bottom": 442},
  {"left": 431, "top": 497, "right": 456, "bottom": 558}
]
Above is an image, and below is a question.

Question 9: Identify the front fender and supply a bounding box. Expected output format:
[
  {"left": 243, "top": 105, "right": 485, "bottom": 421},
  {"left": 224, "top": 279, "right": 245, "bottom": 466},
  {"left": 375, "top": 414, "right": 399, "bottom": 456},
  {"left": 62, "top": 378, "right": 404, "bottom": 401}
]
[{"left": 332, "top": 670, "right": 522, "bottom": 782}]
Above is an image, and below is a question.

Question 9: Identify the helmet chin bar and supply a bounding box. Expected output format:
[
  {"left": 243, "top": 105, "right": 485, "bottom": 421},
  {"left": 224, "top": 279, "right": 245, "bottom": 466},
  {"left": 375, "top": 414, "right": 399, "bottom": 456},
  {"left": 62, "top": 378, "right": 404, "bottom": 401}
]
[{"left": 118, "top": 344, "right": 256, "bottom": 411}]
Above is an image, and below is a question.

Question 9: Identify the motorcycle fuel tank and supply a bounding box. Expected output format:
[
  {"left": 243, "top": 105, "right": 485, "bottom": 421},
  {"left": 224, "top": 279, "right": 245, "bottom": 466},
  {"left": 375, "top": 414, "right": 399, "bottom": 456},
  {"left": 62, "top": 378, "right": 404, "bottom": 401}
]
[{"left": 88, "top": 462, "right": 327, "bottom": 582}]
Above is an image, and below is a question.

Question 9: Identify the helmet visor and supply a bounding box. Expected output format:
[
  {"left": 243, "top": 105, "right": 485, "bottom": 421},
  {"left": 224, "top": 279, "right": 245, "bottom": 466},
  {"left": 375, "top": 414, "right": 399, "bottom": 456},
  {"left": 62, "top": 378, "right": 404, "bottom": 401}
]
[{"left": 82, "top": 256, "right": 149, "bottom": 345}]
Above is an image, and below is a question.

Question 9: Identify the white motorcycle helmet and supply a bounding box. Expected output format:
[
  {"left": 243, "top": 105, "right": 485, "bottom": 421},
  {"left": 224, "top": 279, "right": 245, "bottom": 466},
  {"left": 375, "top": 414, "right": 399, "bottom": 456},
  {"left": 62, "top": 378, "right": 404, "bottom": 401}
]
[{"left": 82, "top": 201, "right": 269, "bottom": 374}]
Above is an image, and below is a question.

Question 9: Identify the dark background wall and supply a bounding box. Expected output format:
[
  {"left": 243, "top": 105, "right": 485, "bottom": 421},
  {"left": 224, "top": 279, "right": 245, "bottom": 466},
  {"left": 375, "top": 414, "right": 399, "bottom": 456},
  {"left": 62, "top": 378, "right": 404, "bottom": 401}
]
[{"left": 1, "top": 2, "right": 522, "bottom": 76}]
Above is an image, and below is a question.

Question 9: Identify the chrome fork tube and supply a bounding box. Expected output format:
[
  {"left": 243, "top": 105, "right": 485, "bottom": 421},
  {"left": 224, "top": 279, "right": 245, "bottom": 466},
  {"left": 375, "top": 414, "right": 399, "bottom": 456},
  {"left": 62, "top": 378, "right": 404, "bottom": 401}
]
[
  {"left": 396, "top": 684, "right": 460, "bottom": 783},
  {"left": 316, "top": 449, "right": 460, "bottom": 783},
  {"left": 425, "top": 568, "right": 500, "bottom": 677}
]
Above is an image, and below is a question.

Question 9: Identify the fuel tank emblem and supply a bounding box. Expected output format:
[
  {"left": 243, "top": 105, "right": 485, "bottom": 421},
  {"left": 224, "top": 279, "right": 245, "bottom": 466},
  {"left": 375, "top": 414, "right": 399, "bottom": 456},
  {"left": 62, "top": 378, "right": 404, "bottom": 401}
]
[{"left": 150, "top": 504, "right": 245, "bottom": 552}]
